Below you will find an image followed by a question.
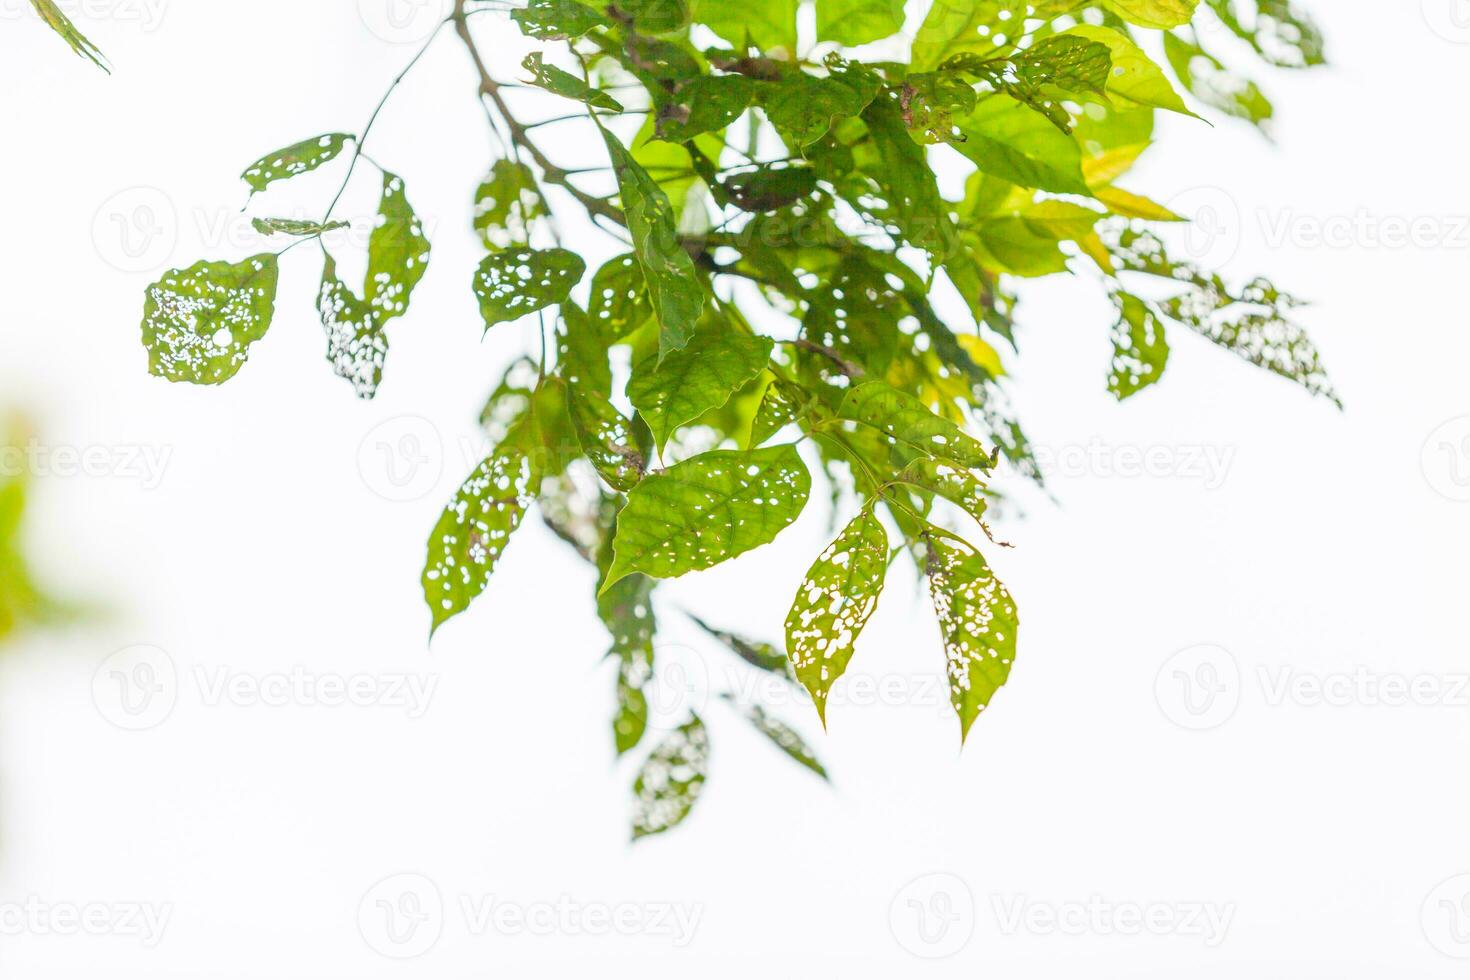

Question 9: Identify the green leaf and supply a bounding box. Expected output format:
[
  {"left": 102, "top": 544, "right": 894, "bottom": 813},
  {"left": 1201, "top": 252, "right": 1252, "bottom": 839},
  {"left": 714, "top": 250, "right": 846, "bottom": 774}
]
[
  {"left": 240, "top": 134, "right": 352, "bottom": 194},
  {"left": 511, "top": 0, "right": 608, "bottom": 39},
  {"left": 911, "top": 0, "right": 1075, "bottom": 70},
  {"left": 785, "top": 509, "right": 889, "bottom": 725},
  {"left": 628, "top": 322, "right": 774, "bottom": 449},
  {"left": 749, "top": 378, "right": 810, "bottom": 448},
  {"left": 923, "top": 532, "right": 1018, "bottom": 742},
  {"left": 1100, "top": 0, "right": 1199, "bottom": 28},
  {"left": 631, "top": 713, "right": 709, "bottom": 840},
  {"left": 655, "top": 75, "right": 757, "bottom": 143},
  {"left": 892, "top": 458, "right": 991, "bottom": 528},
  {"left": 954, "top": 97, "right": 1091, "bottom": 197},
  {"left": 366, "top": 172, "right": 432, "bottom": 325},
  {"left": 1163, "top": 30, "right": 1273, "bottom": 129},
  {"left": 837, "top": 382, "right": 996, "bottom": 471},
  {"left": 474, "top": 160, "right": 546, "bottom": 249},
  {"left": 731, "top": 700, "right": 829, "bottom": 779},
  {"left": 766, "top": 72, "right": 872, "bottom": 148},
  {"left": 618, "top": 0, "right": 692, "bottom": 34},
  {"left": 522, "top": 52, "right": 624, "bottom": 112},
  {"left": 598, "top": 531, "right": 656, "bottom": 755},
  {"left": 318, "top": 254, "right": 387, "bottom": 400},
  {"left": 900, "top": 72, "right": 978, "bottom": 144},
  {"left": 604, "top": 445, "right": 811, "bottom": 590},
  {"left": 588, "top": 253, "right": 654, "bottom": 339},
  {"left": 141, "top": 254, "right": 279, "bottom": 385},
  {"left": 1204, "top": 0, "right": 1325, "bottom": 68},
  {"left": 693, "top": 0, "right": 797, "bottom": 51},
  {"left": 615, "top": 668, "right": 651, "bottom": 755},
  {"left": 422, "top": 434, "right": 541, "bottom": 635},
  {"left": 1065, "top": 25, "right": 1199, "bottom": 118},
  {"left": 815, "top": 0, "right": 904, "bottom": 46},
  {"left": 568, "top": 384, "right": 645, "bottom": 492},
  {"left": 1108, "top": 291, "right": 1169, "bottom": 399},
  {"left": 251, "top": 217, "right": 347, "bottom": 238},
  {"left": 601, "top": 126, "right": 705, "bottom": 359},
  {"left": 689, "top": 614, "right": 794, "bottom": 679},
  {"left": 722, "top": 165, "right": 820, "bottom": 212},
  {"left": 31, "top": 0, "right": 107, "bottom": 71},
  {"left": 474, "top": 248, "right": 586, "bottom": 330}
]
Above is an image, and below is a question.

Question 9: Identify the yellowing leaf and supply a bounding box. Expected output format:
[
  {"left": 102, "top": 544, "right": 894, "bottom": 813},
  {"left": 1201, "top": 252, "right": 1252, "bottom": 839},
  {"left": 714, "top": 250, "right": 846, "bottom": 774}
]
[
  {"left": 1100, "top": 0, "right": 1199, "bottom": 28},
  {"left": 1065, "top": 25, "right": 1200, "bottom": 118},
  {"left": 1095, "top": 185, "right": 1184, "bottom": 221}
]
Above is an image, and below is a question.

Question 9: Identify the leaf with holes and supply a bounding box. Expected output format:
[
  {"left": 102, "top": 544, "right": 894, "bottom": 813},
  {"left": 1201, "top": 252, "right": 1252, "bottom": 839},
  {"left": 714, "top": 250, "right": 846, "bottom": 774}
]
[
  {"left": 318, "top": 254, "right": 387, "bottom": 400},
  {"left": 627, "top": 322, "right": 774, "bottom": 450},
  {"left": 766, "top": 72, "right": 870, "bottom": 148},
  {"left": 422, "top": 433, "right": 541, "bottom": 635},
  {"left": 241, "top": 133, "right": 352, "bottom": 194},
  {"left": 251, "top": 217, "right": 346, "bottom": 237},
  {"left": 511, "top": 0, "right": 608, "bottom": 39},
  {"left": 604, "top": 444, "right": 811, "bottom": 590},
  {"left": 893, "top": 458, "right": 991, "bottom": 528},
  {"left": 749, "top": 378, "right": 811, "bottom": 448},
  {"left": 656, "top": 75, "right": 757, "bottom": 143},
  {"left": 631, "top": 713, "right": 709, "bottom": 840},
  {"left": 568, "top": 385, "right": 645, "bottom": 493},
  {"left": 588, "top": 253, "right": 654, "bottom": 340},
  {"left": 1108, "top": 291, "right": 1169, "bottom": 399},
  {"left": 1066, "top": 25, "right": 1199, "bottom": 118},
  {"left": 734, "top": 701, "right": 828, "bottom": 779},
  {"left": 474, "top": 160, "right": 546, "bottom": 249},
  {"left": 523, "top": 52, "right": 623, "bottom": 112},
  {"left": 1101, "top": 0, "right": 1198, "bottom": 28},
  {"left": 599, "top": 534, "right": 656, "bottom": 755},
  {"left": 785, "top": 509, "right": 889, "bottom": 725},
  {"left": 924, "top": 531, "right": 1018, "bottom": 742},
  {"left": 838, "top": 382, "right": 996, "bottom": 471},
  {"left": 366, "top": 172, "right": 432, "bottom": 324},
  {"left": 141, "top": 254, "right": 279, "bottom": 385},
  {"left": 474, "top": 248, "right": 586, "bottom": 330},
  {"left": 601, "top": 126, "right": 705, "bottom": 359}
]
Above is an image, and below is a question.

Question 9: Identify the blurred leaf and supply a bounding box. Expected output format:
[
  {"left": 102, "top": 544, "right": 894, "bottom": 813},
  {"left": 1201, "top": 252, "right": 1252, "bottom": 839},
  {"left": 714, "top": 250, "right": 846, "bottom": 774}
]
[
  {"left": 1101, "top": 0, "right": 1199, "bottom": 28},
  {"left": 512, "top": 0, "right": 609, "bottom": 39},
  {"left": 732, "top": 700, "right": 829, "bottom": 779},
  {"left": 631, "top": 714, "right": 708, "bottom": 840},
  {"left": 523, "top": 52, "right": 624, "bottom": 111},
  {"left": 815, "top": 0, "right": 904, "bottom": 46},
  {"left": 1107, "top": 291, "right": 1170, "bottom": 399},
  {"left": 474, "top": 160, "right": 546, "bottom": 249},
  {"left": 318, "top": 254, "right": 387, "bottom": 399}
]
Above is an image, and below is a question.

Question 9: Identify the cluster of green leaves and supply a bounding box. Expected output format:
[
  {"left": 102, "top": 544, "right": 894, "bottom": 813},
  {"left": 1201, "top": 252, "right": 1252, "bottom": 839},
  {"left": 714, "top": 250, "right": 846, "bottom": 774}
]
[{"left": 131, "top": 0, "right": 1332, "bottom": 839}]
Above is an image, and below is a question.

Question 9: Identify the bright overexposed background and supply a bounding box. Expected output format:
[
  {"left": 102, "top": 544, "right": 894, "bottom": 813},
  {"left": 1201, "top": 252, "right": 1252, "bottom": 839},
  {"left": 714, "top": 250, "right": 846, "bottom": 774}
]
[{"left": 1, "top": 1, "right": 1468, "bottom": 975}]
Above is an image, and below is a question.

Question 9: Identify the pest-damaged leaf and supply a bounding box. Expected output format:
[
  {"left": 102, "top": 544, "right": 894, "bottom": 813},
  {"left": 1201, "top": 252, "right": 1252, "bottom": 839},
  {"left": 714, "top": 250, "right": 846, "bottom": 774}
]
[
  {"left": 511, "top": 0, "right": 609, "bottom": 39},
  {"left": 474, "top": 248, "right": 586, "bottom": 329},
  {"left": 923, "top": 531, "right": 1018, "bottom": 742},
  {"left": 893, "top": 457, "right": 991, "bottom": 528},
  {"left": 749, "top": 378, "right": 810, "bottom": 448},
  {"left": 250, "top": 217, "right": 346, "bottom": 237},
  {"left": 689, "top": 614, "right": 794, "bottom": 679},
  {"left": 318, "top": 254, "right": 388, "bottom": 399},
  {"left": 1205, "top": 0, "right": 1324, "bottom": 68},
  {"left": 1163, "top": 30, "right": 1273, "bottom": 129},
  {"left": 598, "top": 528, "right": 657, "bottom": 755},
  {"left": 31, "top": 0, "right": 108, "bottom": 71},
  {"left": 730, "top": 699, "right": 829, "bottom": 779},
  {"left": 604, "top": 444, "right": 811, "bottom": 590},
  {"left": 141, "top": 254, "right": 279, "bottom": 385},
  {"left": 766, "top": 70, "right": 876, "bottom": 148},
  {"left": 656, "top": 75, "right": 757, "bottom": 143},
  {"left": 522, "top": 52, "right": 624, "bottom": 111},
  {"left": 600, "top": 126, "right": 705, "bottom": 359},
  {"left": 1108, "top": 291, "right": 1169, "bottom": 399},
  {"left": 785, "top": 509, "right": 889, "bottom": 726},
  {"left": 241, "top": 134, "right": 353, "bottom": 195},
  {"left": 837, "top": 382, "right": 996, "bottom": 471},
  {"left": 631, "top": 713, "right": 709, "bottom": 840},
  {"left": 1065, "top": 25, "right": 1200, "bottom": 118},
  {"left": 366, "top": 172, "right": 432, "bottom": 324},
  {"left": 588, "top": 253, "right": 654, "bottom": 339},
  {"left": 627, "top": 321, "right": 774, "bottom": 449},
  {"left": 568, "top": 384, "right": 645, "bottom": 493},
  {"left": 474, "top": 160, "right": 546, "bottom": 248},
  {"left": 422, "top": 428, "right": 542, "bottom": 635},
  {"left": 723, "top": 166, "right": 820, "bottom": 212}
]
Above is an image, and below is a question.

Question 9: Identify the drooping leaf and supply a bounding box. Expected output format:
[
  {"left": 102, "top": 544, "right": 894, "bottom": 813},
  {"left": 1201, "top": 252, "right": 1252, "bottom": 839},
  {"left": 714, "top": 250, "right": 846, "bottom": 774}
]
[
  {"left": 511, "top": 0, "right": 609, "bottom": 39},
  {"left": 240, "top": 134, "right": 352, "bottom": 194},
  {"left": 601, "top": 126, "right": 705, "bottom": 359},
  {"left": 1108, "top": 291, "right": 1170, "bottom": 399},
  {"left": 474, "top": 248, "right": 586, "bottom": 330},
  {"left": 627, "top": 322, "right": 774, "bottom": 449},
  {"left": 140, "top": 254, "right": 279, "bottom": 385},
  {"left": 598, "top": 529, "right": 657, "bottom": 756},
  {"left": 689, "top": 614, "right": 794, "bottom": 679},
  {"left": 923, "top": 531, "right": 1018, "bottom": 742},
  {"left": 731, "top": 700, "right": 829, "bottom": 779},
  {"left": 785, "top": 509, "right": 889, "bottom": 725},
  {"left": 815, "top": 0, "right": 904, "bottom": 46},
  {"left": 568, "top": 384, "right": 645, "bottom": 492},
  {"left": 837, "top": 382, "right": 996, "bottom": 471},
  {"left": 631, "top": 713, "right": 709, "bottom": 840},
  {"left": 474, "top": 160, "right": 546, "bottom": 249},
  {"left": 318, "top": 254, "right": 387, "bottom": 399},
  {"left": 604, "top": 444, "right": 811, "bottom": 589},
  {"left": 1100, "top": 0, "right": 1199, "bottom": 28},
  {"left": 31, "top": 0, "right": 108, "bottom": 71},
  {"left": 366, "top": 172, "right": 432, "bottom": 325},
  {"left": 522, "top": 52, "right": 624, "bottom": 112},
  {"left": 422, "top": 430, "right": 541, "bottom": 635}
]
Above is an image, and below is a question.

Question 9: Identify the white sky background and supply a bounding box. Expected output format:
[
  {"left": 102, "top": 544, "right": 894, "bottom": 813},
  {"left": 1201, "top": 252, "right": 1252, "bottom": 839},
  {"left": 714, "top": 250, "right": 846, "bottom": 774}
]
[{"left": 1, "top": 0, "right": 1469, "bottom": 975}]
